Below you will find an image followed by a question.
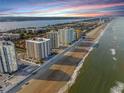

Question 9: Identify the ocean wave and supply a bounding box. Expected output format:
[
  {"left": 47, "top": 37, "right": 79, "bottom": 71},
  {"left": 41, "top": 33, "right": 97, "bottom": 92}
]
[{"left": 110, "top": 81, "right": 124, "bottom": 93}]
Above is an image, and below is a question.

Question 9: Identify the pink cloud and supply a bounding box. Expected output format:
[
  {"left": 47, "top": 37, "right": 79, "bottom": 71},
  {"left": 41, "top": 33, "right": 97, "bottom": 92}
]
[
  {"left": 0, "top": 2, "right": 124, "bottom": 17},
  {"left": 19, "top": 2, "right": 124, "bottom": 14},
  {"left": 71, "top": 3, "right": 124, "bottom": 10},
  {"left": 64, "top": 12, "right": 124, "bottom": 17}
]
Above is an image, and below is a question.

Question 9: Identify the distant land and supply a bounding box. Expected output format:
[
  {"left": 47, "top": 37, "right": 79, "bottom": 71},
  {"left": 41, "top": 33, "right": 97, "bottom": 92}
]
[{"left": 0, "top": 17, "right": 86, "bottom": 22}]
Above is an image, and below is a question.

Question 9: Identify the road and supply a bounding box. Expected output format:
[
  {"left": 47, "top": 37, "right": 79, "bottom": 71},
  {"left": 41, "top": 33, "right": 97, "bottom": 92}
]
[
  {"left": 7, "top": 24, "right": 106, "bottom": 93},
  {"left": 7, "top": 34, "right": 82, "bottom": 93}
]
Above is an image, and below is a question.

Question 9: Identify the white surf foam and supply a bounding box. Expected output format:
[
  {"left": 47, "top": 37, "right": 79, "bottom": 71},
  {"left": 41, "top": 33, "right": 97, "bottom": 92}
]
[
  {"left": 113, "top": 36, "right": 117, "bottom": 41},
  {"left": 110, "top": 49, "right": 116, "bottom": 56},
  {"left": 110, "top": 81, "right": 124, "bottom": 93},
  {"left": 113, "top": 57, "right": 117, "bottom": 61}
]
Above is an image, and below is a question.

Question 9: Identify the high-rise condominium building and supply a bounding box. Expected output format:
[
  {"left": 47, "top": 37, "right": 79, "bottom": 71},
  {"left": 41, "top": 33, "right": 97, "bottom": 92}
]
[
  {"left": 47, "top": 31, "right": 59, "bottom": 49},
  {"left": 0, "top": 41, "right": 18, "bottom": 73},
  {"left": 26, "top": 38, "right": 51, "bottom": 61},
  {"left": 75, "top": 29, "right": 82, "bottom": 39},
  {"left": 58, "top": 28, "right": 76, "bottom": 46}
]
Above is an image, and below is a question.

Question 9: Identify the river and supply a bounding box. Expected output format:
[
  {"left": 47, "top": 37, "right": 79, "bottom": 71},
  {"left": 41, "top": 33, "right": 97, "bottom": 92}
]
[
  {"left": 69, "top": 17, "right": 124, "bottom": 93},
  {"left": 0, "top": 19, "right": 81, "bottom": 32}
]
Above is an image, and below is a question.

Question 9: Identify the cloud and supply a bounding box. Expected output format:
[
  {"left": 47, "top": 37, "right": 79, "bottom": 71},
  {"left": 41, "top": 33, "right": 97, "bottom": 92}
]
[
  {"left": 0, "top": 0, "right": 124, "bottom": 17},
  {"left": 64, "top": 11, "right": 123, "bottom": 17}
]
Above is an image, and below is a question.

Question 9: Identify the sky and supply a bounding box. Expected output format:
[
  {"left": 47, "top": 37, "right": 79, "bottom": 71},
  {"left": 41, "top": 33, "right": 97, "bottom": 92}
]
[{"left": 0, "top": 0, "right": 124, "bottom": 17}]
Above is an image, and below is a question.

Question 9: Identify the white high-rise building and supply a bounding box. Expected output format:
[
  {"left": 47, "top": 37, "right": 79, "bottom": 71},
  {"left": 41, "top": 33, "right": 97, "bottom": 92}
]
[
  {"left": 47, "top": 31, "right": 59, "bottom": 49},
  {"left": 26, "top": 38, "right": 51, "bottom": 61},
  {"left": 58, "top": 28, "right": 76, "bottom": 46},
  {"left": 0, "top": 41, "right": 18, "bottom": 73}
]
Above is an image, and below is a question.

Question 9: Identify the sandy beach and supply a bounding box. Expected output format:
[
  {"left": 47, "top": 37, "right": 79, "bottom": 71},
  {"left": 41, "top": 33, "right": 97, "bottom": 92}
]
[{"left": 17, "top": 24, "right": 107, "bottom": 93}]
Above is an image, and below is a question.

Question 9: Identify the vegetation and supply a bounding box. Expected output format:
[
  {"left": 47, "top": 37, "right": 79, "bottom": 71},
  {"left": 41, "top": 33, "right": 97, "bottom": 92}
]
[{"left": 35, "top": 59, "right": 44, "bottom": 64}]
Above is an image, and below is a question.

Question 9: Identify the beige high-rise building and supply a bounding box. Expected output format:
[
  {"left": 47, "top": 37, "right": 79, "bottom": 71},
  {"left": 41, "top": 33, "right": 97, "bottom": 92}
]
[
  {"left": 76, "top": 29, "right": 82, "bottom": 39},
  {"left": 26, "top": 38, "right": 51, "bottom": 61},
  {"left": 58, "top": 28, "right": 76, "bottom": 46},
  {"left": 47, "top": 31, "right": 59, "bottom": 49}
]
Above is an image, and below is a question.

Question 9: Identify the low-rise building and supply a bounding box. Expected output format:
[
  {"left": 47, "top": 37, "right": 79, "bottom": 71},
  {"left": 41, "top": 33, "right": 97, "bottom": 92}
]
[
  {"left": 0, "top": 33, "right": 20, "bottom": 40},
  {"left": 25, "top": 28, "right": 43, "bottom": 33},
  {"left": 25, "top": 28, "right": 36, "bottom": 33}
]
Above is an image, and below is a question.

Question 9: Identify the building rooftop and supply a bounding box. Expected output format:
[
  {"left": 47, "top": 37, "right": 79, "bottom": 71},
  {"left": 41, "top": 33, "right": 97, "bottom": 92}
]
[
  {"left": 0, "top": 41, "right": 14, "bottom": 46},
  {"left": 48, "top": 31, "right": 58, "bottom": 33},
  {"left": 26, "top": 38, "right": 50, "bottom": 43}
]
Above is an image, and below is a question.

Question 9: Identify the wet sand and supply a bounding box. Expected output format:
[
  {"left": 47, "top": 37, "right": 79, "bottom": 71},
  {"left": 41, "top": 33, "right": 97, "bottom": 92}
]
[{"left": 17, "top": 24, "right": 106, "bottom": 93}]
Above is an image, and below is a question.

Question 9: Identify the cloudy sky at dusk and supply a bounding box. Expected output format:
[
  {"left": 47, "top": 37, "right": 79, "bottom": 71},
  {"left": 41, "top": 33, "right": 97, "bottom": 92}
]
[{"left": 0, "top": 0, "right": 124, "bottom": 17}]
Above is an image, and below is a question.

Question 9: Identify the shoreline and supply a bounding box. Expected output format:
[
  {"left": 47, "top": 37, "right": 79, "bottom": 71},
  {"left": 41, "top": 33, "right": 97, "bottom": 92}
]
[
  {"left": 14, "top": 23, "right": 109, "bottom": 93},
  {"left": 58, "top": 22, "right": 111, "bottom": 93}
]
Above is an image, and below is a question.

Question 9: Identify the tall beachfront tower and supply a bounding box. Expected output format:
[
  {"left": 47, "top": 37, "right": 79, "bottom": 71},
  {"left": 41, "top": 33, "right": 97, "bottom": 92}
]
[
  {"left": 47, "top": 31, "right": 60, "bottom": 49},
  {"left": 0, "top": 41, "right": 18, "bottom": 74},
  {"left": 26, "top": 38, "right": 51, "bottom": 61},
  {"left": 75, "top": 29, "right": 82, "bottom": 40},
  {"left": 58, "top": 28, "right": 76, "bottom": 46}
]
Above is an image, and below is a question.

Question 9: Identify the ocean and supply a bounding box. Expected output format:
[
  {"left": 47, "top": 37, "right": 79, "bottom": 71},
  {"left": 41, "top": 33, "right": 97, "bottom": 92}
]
[{"left": 69, "top": 17, "right": 124, "bottom": 93}]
